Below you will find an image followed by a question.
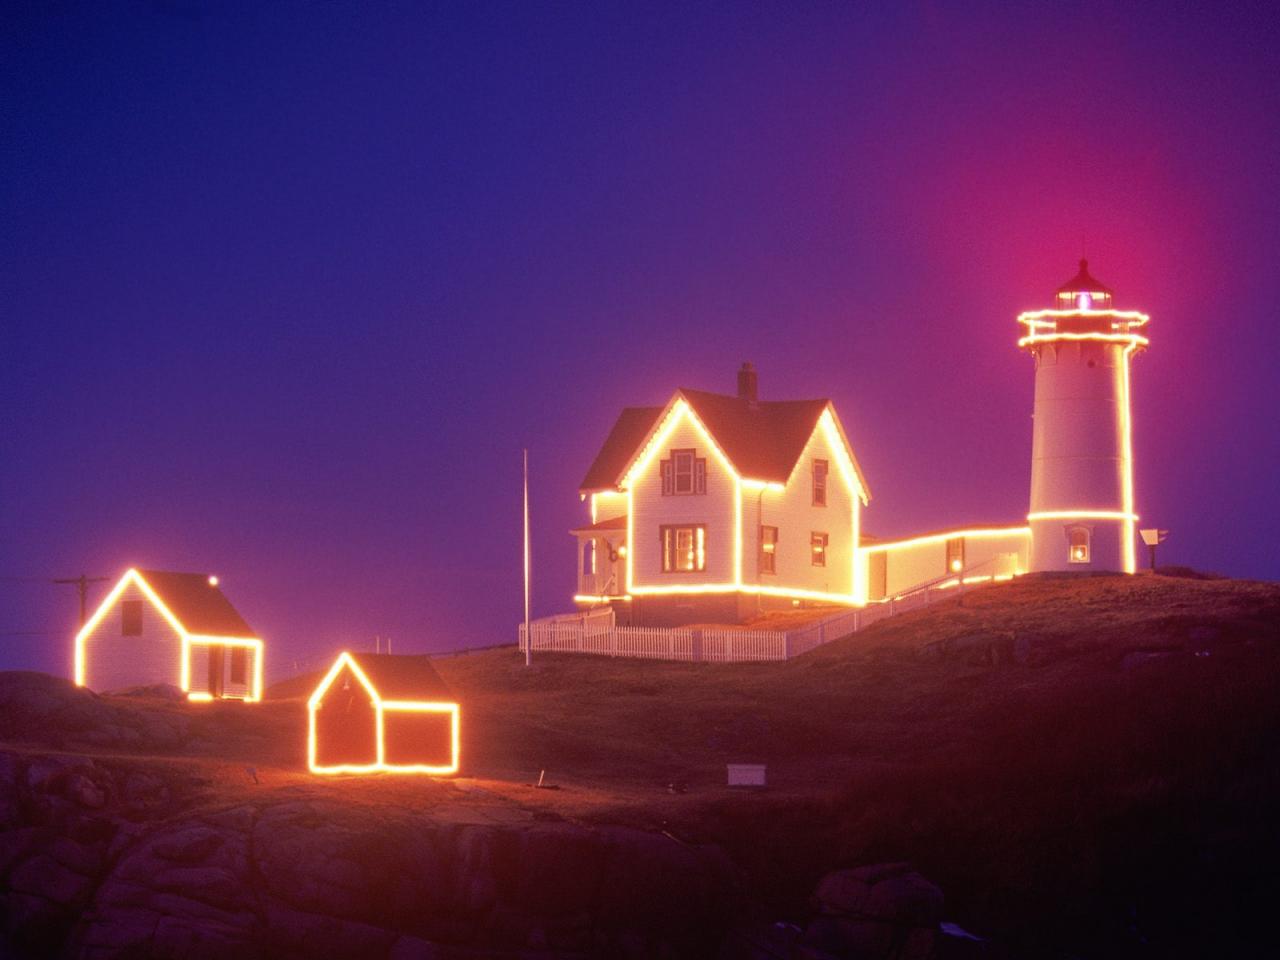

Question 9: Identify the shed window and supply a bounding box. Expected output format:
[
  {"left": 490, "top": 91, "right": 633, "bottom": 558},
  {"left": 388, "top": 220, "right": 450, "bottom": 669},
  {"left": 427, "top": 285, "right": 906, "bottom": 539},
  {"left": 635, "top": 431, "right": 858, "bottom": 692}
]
[
  {"left": 661, "top": 524, "right": 706, "bottom": 572},
  {"left": 759, "top": 525, "right": 778, "bottom": 575},
  {"left": 1068, "top": 527, "right": 1091, "bottom": 564},
  {"left": 121, "top": 600, "right": 143, "bottom": 637},
  {"left": 810, "top": 532, "right": 828, "bottom": 567}
]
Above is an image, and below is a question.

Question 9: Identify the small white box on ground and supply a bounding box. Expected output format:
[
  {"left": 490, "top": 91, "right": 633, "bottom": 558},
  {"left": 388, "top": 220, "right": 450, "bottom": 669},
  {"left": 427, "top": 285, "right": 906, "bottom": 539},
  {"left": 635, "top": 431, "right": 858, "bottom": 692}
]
[{"left": 727, "top": 763, "right": 766, "bottom": 787}]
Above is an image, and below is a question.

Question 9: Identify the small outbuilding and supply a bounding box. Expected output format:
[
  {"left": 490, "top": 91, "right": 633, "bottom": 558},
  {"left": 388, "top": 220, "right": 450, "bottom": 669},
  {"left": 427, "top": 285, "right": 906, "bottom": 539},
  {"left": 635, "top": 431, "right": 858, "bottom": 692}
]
[
  {"left": 75, "top": 568, "right": 263, "bottom": 701},
  {"left": 307, "top": 652, "right": 460, "bottom": 775}
]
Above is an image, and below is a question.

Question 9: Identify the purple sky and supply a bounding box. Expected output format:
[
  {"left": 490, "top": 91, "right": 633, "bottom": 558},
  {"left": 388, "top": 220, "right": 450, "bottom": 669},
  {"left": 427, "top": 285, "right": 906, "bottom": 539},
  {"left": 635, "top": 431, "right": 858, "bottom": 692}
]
[{"left": 3, "top": 2, "right": 1278, "bottom": 679}]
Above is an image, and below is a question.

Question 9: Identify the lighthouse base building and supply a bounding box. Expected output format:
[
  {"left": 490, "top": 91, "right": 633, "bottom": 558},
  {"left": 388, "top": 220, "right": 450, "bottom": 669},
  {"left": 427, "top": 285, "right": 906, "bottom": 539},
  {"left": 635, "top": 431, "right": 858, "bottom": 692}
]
[{"left": 567, "top": 260, "right": 1147, "bottom": 626}]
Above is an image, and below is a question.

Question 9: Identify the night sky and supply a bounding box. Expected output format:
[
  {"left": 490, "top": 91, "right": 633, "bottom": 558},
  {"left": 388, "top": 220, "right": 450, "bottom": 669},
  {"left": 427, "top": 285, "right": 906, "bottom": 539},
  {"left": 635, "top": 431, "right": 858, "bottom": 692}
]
[{"left": 3, "top": 2, "right": 1278, "bottom": 679}]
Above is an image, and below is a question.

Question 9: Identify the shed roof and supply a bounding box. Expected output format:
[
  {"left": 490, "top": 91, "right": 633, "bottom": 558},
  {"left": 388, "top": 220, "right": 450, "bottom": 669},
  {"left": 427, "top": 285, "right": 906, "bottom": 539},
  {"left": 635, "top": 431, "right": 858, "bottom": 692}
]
[
  {"left": 136, "top": 569, "right": 256, "bottom": 637},
  {"left": 341, "top": 653, "right": 454, "bottom": 702}
]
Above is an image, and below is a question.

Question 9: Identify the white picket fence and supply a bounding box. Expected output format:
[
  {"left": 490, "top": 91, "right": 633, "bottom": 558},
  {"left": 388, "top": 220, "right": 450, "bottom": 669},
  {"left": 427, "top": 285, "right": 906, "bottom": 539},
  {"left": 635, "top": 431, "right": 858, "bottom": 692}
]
[{"left": 518, "top": 563, "right": 1007, "bottom": 663}]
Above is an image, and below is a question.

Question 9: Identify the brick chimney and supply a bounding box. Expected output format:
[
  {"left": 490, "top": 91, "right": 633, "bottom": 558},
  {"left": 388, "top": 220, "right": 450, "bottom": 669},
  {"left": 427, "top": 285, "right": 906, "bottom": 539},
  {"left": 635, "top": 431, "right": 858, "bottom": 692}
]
[{"left": 737, "top": 362, "right": 758, "bottom": 404}]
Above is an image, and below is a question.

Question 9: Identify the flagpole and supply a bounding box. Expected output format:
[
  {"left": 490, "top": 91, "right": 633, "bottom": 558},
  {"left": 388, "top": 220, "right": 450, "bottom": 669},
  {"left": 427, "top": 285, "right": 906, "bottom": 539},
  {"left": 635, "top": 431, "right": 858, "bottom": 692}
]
[{"left": 523, "top": 448, "right": 531, "bottom": 667}]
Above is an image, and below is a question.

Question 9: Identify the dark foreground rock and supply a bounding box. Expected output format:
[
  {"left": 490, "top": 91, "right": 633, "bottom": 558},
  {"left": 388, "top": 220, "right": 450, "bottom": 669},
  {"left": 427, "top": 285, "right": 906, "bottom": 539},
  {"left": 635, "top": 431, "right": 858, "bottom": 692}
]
[
  {"left": 0, "top": 749, "right": 736, "bottom": 959},
  {"left": 797, "top": 863, "right": 943, "bottom": 960}
]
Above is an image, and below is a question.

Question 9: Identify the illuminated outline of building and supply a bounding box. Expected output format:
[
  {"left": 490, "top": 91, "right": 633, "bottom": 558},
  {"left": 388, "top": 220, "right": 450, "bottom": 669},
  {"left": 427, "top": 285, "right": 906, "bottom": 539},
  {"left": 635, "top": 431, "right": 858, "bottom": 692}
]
[
  {"left": 74, "top": 568, "right": 264, "bottom": 701},
  {"left": 308, "top": 651, "right": 460, "bottom": 776},
  {"left": 570, "top": 261, "right": 1148, "bottom": 625}
]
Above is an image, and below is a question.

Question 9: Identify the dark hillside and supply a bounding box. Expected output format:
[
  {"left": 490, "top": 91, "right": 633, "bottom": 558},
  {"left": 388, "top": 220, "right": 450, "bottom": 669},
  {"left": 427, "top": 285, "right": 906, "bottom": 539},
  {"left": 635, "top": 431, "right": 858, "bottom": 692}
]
[{"left": 2, "top": 572, "right": 1279, "bottom": 957}]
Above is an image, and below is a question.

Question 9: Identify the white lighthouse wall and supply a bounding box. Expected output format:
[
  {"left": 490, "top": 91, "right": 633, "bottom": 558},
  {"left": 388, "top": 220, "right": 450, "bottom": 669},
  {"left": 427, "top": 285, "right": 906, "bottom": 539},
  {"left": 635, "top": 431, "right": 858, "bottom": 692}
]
[
  {"left": 1029, "top": 518, "right": 1128, "bottom": 573},
  {"left": 1029, "top": 341, "right": 1127, "bottom": 513},
  {"left": 1028, "top": 337, "right": 1134, "bottom": 572}
]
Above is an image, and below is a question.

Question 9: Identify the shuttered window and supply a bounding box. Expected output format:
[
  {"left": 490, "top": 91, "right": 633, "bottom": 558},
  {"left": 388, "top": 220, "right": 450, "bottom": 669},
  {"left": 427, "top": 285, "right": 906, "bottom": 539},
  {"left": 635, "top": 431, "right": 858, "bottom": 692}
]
[
  {"left": 660, "top": 449, "right": 706, "bottom": 495},
  {"left": 759, "top": 526, "right": 778, "bottom": 575}
]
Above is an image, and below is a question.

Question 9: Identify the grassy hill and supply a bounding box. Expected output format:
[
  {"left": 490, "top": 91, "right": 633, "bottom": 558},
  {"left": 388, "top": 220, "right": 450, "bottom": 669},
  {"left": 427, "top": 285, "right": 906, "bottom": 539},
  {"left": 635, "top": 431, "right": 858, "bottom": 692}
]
[{"left": 5, "top": 571, "right": 1280, "bottom": 956}]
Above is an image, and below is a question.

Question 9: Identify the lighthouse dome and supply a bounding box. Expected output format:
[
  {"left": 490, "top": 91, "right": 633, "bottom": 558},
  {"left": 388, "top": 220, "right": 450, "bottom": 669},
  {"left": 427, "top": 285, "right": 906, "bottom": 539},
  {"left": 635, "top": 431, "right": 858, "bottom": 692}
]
[{"left": 1055, "top": 259, "right": 1113, "bottom": 310}]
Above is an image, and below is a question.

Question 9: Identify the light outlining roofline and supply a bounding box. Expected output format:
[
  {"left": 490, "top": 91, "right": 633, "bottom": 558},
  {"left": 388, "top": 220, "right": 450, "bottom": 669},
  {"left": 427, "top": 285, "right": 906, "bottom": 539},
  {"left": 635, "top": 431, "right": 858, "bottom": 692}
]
[
  {"left": 307, "top": 651, "right": 460, "bottom": 776},
  {"left": 1017, "top": 331, "right": 1149, "bottom": 349},
  {"left": 74, "top": 568, "right": 264, "bottom": 702},
  {"left": 1027, "top": 510, "right": 1138, "bottom": 522},
  {"left": 1017, "top": 308, "right": 1150, "bottom": 327},
  {"left": 573, "top": 593, "right": 632, "bottom": 604},
  {"left": 860, "top": 526, "right": 1032, "bottom": 554}
]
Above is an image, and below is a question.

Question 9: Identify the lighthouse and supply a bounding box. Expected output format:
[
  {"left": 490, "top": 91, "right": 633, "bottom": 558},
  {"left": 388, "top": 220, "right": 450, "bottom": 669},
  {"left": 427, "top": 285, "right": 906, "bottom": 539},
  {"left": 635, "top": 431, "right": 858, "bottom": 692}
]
[{"left": 1019, "top": 260, "right": 1150, "bottom": 574}]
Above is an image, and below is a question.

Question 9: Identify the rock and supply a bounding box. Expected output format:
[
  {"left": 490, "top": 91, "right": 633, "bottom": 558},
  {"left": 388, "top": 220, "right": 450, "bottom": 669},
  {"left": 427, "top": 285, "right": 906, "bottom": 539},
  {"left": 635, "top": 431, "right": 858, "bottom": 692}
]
[
  {"left": 9, "top": 853, "right": 94, "bottom": 905},
  {"left": 804, "top": 864, "right": 943, "bottom": 960},
  {"left": 69, "top": 773, "right": 107, "bottom": 808}
]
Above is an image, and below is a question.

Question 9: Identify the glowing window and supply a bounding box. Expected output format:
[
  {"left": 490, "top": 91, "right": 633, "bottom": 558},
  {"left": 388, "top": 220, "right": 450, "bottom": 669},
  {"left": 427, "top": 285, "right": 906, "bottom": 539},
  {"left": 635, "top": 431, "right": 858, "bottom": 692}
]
[
  {"left": 1068, "top": 527, "right": 1091, "bottom": 564},
  {"left": 813, "top": 459, "right": 828, "bottom": 507},
  {"left": 759, "top": 525, "right": 778, "bottom": 575},
  {"left": 946, "top": 537, "right": 965, "bottom": 574},
  {"left": 810, "top": 532, "right": 828, "bottom": 567},
  {"left": 121, "top": 600, "right": 143, "bottom": 637},
  {"left": 661, "top": 449, "right": 706, "bottom": 496},
  {"left": 661, "top": 524, "right": 706, "bottom": 572}
]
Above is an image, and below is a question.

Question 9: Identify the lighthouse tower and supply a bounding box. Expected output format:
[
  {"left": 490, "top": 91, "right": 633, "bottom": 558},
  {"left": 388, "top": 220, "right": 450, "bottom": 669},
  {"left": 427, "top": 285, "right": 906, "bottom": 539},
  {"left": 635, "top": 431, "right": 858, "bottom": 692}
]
[{"left": 1019, "top": 260, "right": 1150, "bottom": 573}]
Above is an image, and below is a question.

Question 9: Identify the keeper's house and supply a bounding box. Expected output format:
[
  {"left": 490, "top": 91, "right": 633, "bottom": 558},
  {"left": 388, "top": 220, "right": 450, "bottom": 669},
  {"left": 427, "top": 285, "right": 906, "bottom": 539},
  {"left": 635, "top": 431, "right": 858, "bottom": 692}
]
[
  {"left": 576, "top": 363, "right": 871, "bottom": 626},
  {"left": 74, "top": 568, "right": 263, "bottom": 701}
]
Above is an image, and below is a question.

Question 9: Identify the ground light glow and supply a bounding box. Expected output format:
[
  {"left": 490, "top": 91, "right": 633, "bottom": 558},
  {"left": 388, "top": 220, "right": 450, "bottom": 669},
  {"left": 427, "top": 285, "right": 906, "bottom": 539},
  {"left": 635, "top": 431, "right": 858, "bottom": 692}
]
[{"left": 307, "top": 651, "right": 460, "bottom": 776}]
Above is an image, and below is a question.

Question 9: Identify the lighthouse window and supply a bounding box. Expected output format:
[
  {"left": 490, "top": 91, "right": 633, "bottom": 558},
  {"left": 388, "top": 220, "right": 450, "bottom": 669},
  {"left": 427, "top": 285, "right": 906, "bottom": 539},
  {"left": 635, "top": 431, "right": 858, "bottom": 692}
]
[{"left": 1068, "top": 527, "right": 1091, "bottom": 564}]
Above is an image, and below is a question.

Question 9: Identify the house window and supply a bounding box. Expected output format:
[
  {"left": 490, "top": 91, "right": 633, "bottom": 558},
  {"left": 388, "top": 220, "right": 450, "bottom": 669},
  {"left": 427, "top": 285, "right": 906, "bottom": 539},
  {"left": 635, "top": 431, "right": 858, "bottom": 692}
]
[
  {"left": 661, "top": 524, "right": 706, "bottom": 572},
  {"left": 813, "top": 459, "right": 828, "bottom": 507},
  {"left": 121, "top": 600, "right": 143, "bottom": 637},
  {"left": 1068, "top": 527, "right": 1091, "bottom": 564},
  {"left": 230, "top": 647, "right": 247, "bottom": 685},
  {"left": 810, "top": 532, "right": 828, "bottom": 567},
  {"left": 661, "top": 449, "right": 706, "bottom": 496},
  {"left": 946, "top": 537, "right": 965, "bottom": 574},
  {"left": 759, "top": 525, "right": 778, "bottom": 575}
]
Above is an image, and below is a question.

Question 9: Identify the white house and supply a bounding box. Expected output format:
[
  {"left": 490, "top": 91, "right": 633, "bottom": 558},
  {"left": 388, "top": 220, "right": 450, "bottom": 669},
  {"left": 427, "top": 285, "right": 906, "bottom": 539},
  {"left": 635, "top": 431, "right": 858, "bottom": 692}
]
[
  {"left": 576, "top": 363, "right": 870, "bottom": 626},
  {"left": 568, "top": 261, "right": 1149, "bottom": 627},
  {"left": 74, "top": 568, "right": 264, "bottom": 701}
]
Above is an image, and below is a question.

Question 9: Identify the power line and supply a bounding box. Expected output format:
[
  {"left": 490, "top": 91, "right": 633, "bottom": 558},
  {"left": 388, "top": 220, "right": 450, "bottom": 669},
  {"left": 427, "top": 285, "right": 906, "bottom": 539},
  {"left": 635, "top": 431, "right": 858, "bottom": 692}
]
[{"left": 52, "top": 575, "right": 110, "bottom": 627}]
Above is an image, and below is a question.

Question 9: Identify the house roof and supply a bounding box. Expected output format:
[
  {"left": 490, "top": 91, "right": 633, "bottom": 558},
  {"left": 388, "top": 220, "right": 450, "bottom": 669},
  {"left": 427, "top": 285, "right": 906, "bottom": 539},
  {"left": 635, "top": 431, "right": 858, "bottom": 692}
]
[
  {"left": 580, "top": 387, "right": 869, "bottom": 500},
  {"left": 1057, "top": 258, "right": 1113, "bottom": 295},
  {"left": 341, "top": 653, "right": 454, "bottom": 702},
  {"left": 136, "top": 569, "right": 257, "bottom": 637},
  {"left": 570, "top": 515, "right": 628, "bottom": 536},
  {"left": 579, "top": 406, "right": 663, "bottom": 492}
]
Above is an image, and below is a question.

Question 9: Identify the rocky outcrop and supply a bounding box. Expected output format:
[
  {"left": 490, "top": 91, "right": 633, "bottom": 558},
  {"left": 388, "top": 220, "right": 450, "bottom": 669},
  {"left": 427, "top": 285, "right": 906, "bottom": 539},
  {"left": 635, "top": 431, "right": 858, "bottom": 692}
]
[
  {"left": 0, "top": 748, "right": 736, "bottom": 959},
  {"left": 796, "top": 863, "right": 944, "bottom": 960}
]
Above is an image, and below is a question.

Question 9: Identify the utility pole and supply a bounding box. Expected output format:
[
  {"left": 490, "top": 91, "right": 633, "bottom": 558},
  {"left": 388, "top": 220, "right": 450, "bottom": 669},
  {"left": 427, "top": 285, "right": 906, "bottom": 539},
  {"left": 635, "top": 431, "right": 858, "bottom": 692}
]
[
  {"left": 53, "top": 575, "right": 110, "bottom": 627},
  {"left": 523, "top": 448, "right": 532, "bottom": 668}
]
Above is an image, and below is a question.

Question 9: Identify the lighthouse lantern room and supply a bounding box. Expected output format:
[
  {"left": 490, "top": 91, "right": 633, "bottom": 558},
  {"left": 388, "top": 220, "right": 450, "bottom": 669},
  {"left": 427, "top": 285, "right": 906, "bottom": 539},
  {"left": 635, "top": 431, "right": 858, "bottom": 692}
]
[{"left": 1018, "top": 260, "right": 1150, "bottom": 574}]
